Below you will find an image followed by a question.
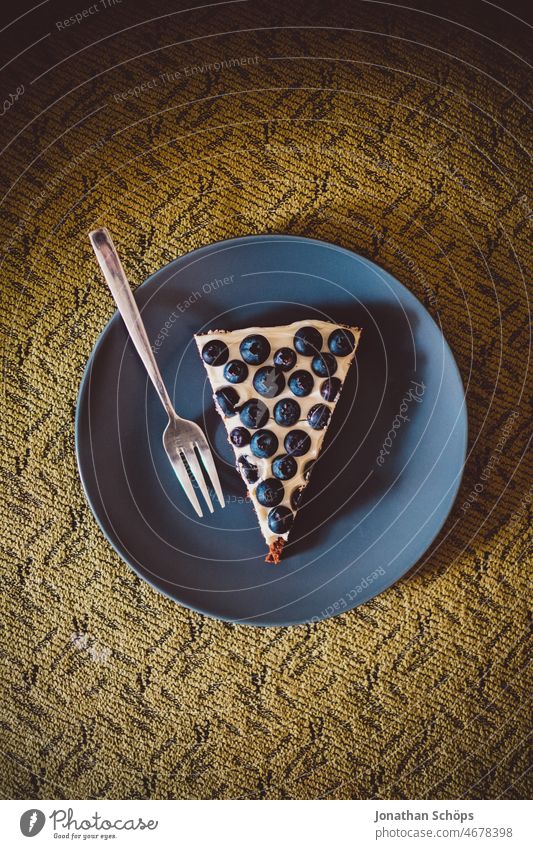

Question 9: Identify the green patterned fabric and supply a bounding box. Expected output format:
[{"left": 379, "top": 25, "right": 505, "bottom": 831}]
[{"left": 1, "top": 0, "right": 531, "bottom": 799}]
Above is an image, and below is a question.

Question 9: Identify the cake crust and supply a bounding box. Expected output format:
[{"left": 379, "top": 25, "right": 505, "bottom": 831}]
[{"left": 265, "top": 538, "right": 285, "bottom": 564}]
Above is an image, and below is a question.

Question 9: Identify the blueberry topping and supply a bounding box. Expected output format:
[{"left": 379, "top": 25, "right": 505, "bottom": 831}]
[
  {"left": 272, "top": 454, "right": 298, "bottom": 480},
  {"left": 288, "top": 369, "right": 314, "bottom": 397},
  {"left": 201, "top": 339, "right": 229, "bottom": 366},
  {"left": 230, "top": 426, "right": 251, "bottom": 448},
  {"left": 274, "top": 398, "right": 301, "bottom": 427},
  {"left": 291, "top": 486, "right": 305, "bottom": 510},
  {"left": 303, "top": 460, "right": 315, "bottom": 481},
  {"left": 268, "top": 505, "right": 294, "bottom": 535},
  {"left": 321, "top": 377, "right": 342, "bottom": 402},
  {"left": 238, "top": 456, "right": 258, "bottom": 484},
  {"left": 239, "top": 334, "right": 270, "bottom": 365},
  {"left": 239, "top": 399, "right": 269, "bottom": 429},
  {"left": 223, "top": 359, "right": 248, "bottom": 384},
  {"left": 273, "top": 347, "right": 297, "bottom": 371},
  {"left": 214, "top": 386, "right": 239, "bottom": 416},
  {"left": 307, "top": 403, "right": 331, "bottom": 430},
  {"left": 294, "top": 326, "right": 323, "bottom": 356},
  {"left": 250, "top": 429, "right": 278, "bottom": 459},
  {"left": 253, "top": 366, "right": 285, "bottom": 398},
  {"left": 284, "top": 429, "right": 311, "bottom": 456},
  {"left": 311, "top": 352, "right": 337, "bottom": 378},
  {"left": 328, "top": 328, "right": 356, "bottom": 356},
  {"left": 256, "top": 478, "right": 284, "bottom": 508}
]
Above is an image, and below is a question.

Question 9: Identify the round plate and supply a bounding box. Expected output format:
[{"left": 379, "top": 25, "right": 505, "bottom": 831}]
[{"left": 76, "top": 235, "right": 467, "bottom": 626}]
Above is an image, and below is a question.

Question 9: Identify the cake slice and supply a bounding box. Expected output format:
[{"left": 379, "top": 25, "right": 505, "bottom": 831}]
[{"left": 195, "top": 319, "right": 362, "bottom": 563}]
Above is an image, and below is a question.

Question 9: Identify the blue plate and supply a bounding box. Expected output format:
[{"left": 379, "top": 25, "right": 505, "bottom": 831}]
[{"left": 76, "top": 235, "right": 467, "bottom": 626}]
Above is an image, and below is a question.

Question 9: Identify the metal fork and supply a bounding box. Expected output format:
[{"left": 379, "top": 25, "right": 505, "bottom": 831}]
[{"left": 89, "top": 227, "right": 224, "bottom": 518}]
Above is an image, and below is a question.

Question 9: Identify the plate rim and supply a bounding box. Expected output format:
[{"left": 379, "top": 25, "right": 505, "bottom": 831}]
[{"left": 75, "top": 233, "right": 468, "bottom": 627}]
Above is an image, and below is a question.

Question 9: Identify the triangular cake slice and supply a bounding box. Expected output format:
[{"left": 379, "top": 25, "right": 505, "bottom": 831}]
[{"left": 195, "top": 319, "right": 362, "bottom": 563}]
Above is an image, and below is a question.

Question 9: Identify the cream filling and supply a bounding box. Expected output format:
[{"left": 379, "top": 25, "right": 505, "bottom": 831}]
[{"left": 195, "top": 319, "right": 361, "bottom": 546}]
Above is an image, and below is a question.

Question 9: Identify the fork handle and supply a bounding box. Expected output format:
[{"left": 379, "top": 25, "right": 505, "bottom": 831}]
[{"left": 89, "top": 228, "right": 175, "bottom": 419}]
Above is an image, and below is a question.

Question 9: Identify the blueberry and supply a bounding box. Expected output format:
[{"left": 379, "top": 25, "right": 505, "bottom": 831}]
[
  {"left": 328, "top": 328, "right": 356, "bottom": 356},
  {"left": 250, "top": 429, "right": 278, "bottom": 459},
  {"left": 291, "top": 486, "right": 305, "bottom": 510},
  {"left": 288, "top": 369, "right": 314, "bottom": 397},
  {"left": 284, "top": 429, "right": 311, "bottom": 456},
  {"left": 294, "top": 326, "right": 322, "bottom": 356},
  {"left": 230, "top": 426, "right": 251, "bottom": 448},
  {"left": 321, "top": 377, "right": 342, "bottom": 402},
  {"left": 272, "top": 454, "right": 298, "bottom": 480},
  {"left": 240, "top": 334, "right": 270, "bottom": 365},
  {"left": 238, "top": 456, "right": 258, "bottom": 484},
  {"left": 307, "top": 403, "right": 331, "bottom": 430},
  {"left": 303, "top": 460, "right": 315, "bottom": 481},
  {"left": 273, "top": 347, "right": 297, "bottom": 371},
  {"left": 223, "top": 359, "right": 248, "bottom": 384},
  {"left": 253, "top": 366, "right": 285, "bottom": 398},
  {"left": 256, "top": 478, "right": 284, "bottom": 508},
  {"left": 215, "top": 387, "right": 239, "bottom": 416},
  {"left": 274, "top": 398, "right": 301, "bottom": 427},
  {"left": 201, "top": 339, "right": 229, "bottom": 366},
  {"left": 268, "top": 505, "right": 294, "bottom": 535},
  {"left": 239, "top": 399, "right": 269, "bottom": 429},
  {"left": 311, "top": 352, "right": 337, "bottom": 378}
]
